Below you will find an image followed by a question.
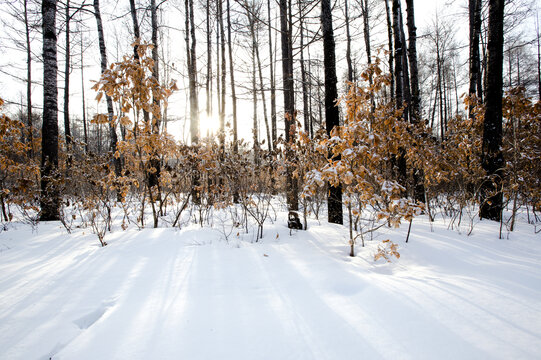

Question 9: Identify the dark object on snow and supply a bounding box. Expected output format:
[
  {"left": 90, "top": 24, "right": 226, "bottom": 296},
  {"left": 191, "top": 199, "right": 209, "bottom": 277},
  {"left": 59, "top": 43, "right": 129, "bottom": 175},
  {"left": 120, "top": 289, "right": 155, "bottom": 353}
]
[{"left": 288, "top": 211, "right": 303, "bottom": 230}]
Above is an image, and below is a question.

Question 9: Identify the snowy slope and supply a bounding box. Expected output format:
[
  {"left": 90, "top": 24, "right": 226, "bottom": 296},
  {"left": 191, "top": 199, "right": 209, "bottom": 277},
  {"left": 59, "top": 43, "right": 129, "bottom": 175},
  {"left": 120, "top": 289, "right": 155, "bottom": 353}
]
[{"left": 0, "top": 215, "right": 540, "bottom": 360}]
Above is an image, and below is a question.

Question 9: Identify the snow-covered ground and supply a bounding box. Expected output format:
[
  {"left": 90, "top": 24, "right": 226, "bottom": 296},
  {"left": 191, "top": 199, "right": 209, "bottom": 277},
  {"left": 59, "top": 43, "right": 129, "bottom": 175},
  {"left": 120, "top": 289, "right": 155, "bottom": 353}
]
[{"left": 1, "top": 210, "right": 540, "bottom": 360}]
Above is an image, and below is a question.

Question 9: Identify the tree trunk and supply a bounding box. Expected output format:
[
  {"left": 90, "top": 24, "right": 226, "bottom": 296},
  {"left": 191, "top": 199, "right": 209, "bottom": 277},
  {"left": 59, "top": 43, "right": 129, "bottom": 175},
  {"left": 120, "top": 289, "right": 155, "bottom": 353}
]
[
  {"left": 385, "top": 0, "right": 395, "bottom": 100},
  {"left": 94, "top": 0, "right": 121, "bottom": 178},
  {"left": 392, "top": 0, "right": 408, "bottom": 188},
  {"left": 268, "top": 0, "right": 277, "bottom": 149},
  {"left": 392, "top": 0, "right": 404, "bottom": 106},
  {"left": 535, "top": 15, "right": 541, "bottom": 100},
  {"left": 405, "top": 0, "right": 425, "bottom": 204},
  {"left": 149, "top": 0, "right": 161, "bottom": 191},
  {"left": 64, "top": 0, "right": 72, "bottom": 153},
  {"left": 280, "top": 0, "right": 298, "bottom": 211},
  {"left": 469, "top": 0, "right": 483, "bottom": 117},
  {"left": 129, "top": 0, "right": 140, "bottom": 57},
  {"left": 129, "top": 0, "right": 151, "bottom": 129},
  {"left": 218, "top": 0, "right": 226, "bottom": 151},
  {"left": 80, "top": 34, "right": 88, "bottom": 154},
  {"left": 300, "top": 3, "right": 310, "bottom": 136},
  {"left": 227, "top": 0, "right": 238, "bottom": 152},
  {"left": 480, "top": 0, "right": 505, "bottom": 221},
  {"left": 206, "top": 0, "right": 212, "bottom": 121},
  {"left": 186, "top": 0, "right": 200, "bottom": 204},
  {"left": 405, "top": 0, "right": 420, "bottom": 122},
  {"left": 251, "top": 27, "right": 258, "bottom": 163},
  {"left": 322, "top": 0, "right": 343, "bottom": 225},
  {"left": 24, "top": 0, "right": 33, "bottom": 159},
  {"left": 41, "top": 0, "right": 60, "bottom": 221},
  {"left": 345, "top": 0, "right": 353, "bottom": 82}
]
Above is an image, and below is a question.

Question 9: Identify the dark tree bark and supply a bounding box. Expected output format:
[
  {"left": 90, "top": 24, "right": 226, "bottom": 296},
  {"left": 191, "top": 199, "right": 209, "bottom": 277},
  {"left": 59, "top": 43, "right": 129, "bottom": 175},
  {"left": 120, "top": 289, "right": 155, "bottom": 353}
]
[
  {"left": 392, "top": 0, "right": 408, "bottom": 189},
  {"left": 40, "top": 0, "right": 60, "bottom": 221},
  {"left": 344, "top": 0, "right": 353, "bottom": 82},
  {"left": 299, "top": 3, "right": 310, "bottom": 136},
  {"left": 218, "top": 0, "right": 226, "bottom": 151},
  {"left": 186, "top": 0, "right": 200, "bottom": 204},
  {"left": 536, "top": 12, "right": 541, "bottom": 100},
  {"left": 405, "top": 0, "right": 425, "bottom": 204},
  {"left": 94, "top": 0, "right": 121, "bottom": 178},
  {"left": 250, "top": 18, "right": 259, "bottom": 162},
  {"left": 280, "top": 0, "right": 298, "bottom": 211},
  {"left": 405, "top": 0, "right": 420, "bottom": 122},
  {"left": 393, "top": 0, "right": 404, "bottom": 104},
  {"left": 268, "top": 0, "right": 277, "bottom": 148},
  {"left": 385, "top": 0, "right": 395, "bottom": 99},
  {"left": 24, "top": 0, "right": 33, "bottom": 158},
  {"left": 149, "top": 0, "right": 161, "bottom": 192},
  {"left": 206, "top": 0, "right": 212, "bottom": 122},
  {"left": 480, "top": 0, "right": 505, "bottom": 221},
  {"left": 469, "top": 0, "right": 483, "bottom": 117},
  {"left": 322, "top": 0, "right": 343, "bottom": 225},
  {"left": 129, "top": 0, "right": 140, "bottom": 58},
  {"left": 64, "top": 0, "right": 72, "bottom": 163}
]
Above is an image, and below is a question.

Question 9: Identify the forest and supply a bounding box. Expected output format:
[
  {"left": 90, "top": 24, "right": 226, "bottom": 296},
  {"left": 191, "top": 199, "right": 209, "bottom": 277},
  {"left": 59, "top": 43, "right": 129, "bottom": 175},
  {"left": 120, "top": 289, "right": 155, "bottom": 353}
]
[
  {"left": 0, "top": 1, "right": 541, "bottom": 359},
  {"left": 1, "top": 0, "right": 539, "bottom": 252}
]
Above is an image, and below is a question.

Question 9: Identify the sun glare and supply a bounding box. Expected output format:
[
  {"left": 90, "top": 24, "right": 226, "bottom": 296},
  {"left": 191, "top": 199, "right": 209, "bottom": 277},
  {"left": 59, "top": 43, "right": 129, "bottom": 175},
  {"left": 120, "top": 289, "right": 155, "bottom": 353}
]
[{"left": 200, "top": 114, "right": 221, "bottom": 138}]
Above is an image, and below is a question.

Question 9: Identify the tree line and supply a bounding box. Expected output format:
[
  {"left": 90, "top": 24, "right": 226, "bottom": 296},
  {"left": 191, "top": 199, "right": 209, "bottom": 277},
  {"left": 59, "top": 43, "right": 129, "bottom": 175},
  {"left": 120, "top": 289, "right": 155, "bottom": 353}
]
[{"left": 0, "top": 0, "right": 539, "bottom": 253}]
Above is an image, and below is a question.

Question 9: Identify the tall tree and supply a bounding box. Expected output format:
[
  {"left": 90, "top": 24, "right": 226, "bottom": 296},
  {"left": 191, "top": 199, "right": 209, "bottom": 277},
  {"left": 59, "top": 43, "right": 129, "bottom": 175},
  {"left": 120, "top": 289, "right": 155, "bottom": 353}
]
[
  {"left": 392, "top": 0, "right": 408, "bottom": 188},
  {"left": 384, "top": 0, "right": 395, "bottom": 99},
  {"left": 405, "top": 0, "right": 420, "bottom": 122},
  {"left": 40, "top": 0, "right": 60, "bottom": 221},
  {"left": 469, "top": 0, "right": 483, "bottom": 116},
  {"left": 24, "top": 0, "right": 33, "bottom": 158},
  {"left": 300, "top": 2, "right": 310, "bottom": 136},
  {"left": 405, "top": 0, "right": 425, "bottom": 204},
  {"left": 227, "top": 0, "right": 238, "bottom": 152},
  {"left": 206, "top": 0, "right": 212, "bottom": 123},
  {"left": 80, "top": 32, "right": 88, "bottom": 154},
  {"left": 480, "top": 0, "right": 505, "bottom": 221},
  {"left": 149, "top": 0, "right": 161, "bottom": 191},
  {"left": 322, "top": 0, "right": 343, "bottom": 225},
  {"left": 344, "top": 0, "right": 353, "bottom": 82},
  {"left": 218, "top": 0, "right": 226, "bottom": 150},
  {"left": 63, "top": 0, "right": 72, "bottom": 158},
  {"left": 185, "top": 0, "right": 200, "bottom": 204},
  {"left": 93, "top": 0, "right": 121, "bottom": 178},
  {"left": 268, "top": 0, "right": 277, "bottom": 148},
  {"left": 280, "top": 0, "right": 298, "bottom": 211}
]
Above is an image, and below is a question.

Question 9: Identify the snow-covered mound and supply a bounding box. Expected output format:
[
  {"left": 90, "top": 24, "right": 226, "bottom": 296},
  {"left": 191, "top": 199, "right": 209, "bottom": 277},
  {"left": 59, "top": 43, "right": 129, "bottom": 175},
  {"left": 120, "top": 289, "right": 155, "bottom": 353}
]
[{"left": 0, "top": 215, "right": 540, "bottom": 359}]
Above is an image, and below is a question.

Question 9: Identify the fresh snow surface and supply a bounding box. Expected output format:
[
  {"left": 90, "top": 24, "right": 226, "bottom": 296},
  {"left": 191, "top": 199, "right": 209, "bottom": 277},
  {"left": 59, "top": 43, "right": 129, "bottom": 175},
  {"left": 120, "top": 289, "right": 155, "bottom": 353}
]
[{"left": 1, "top": 211, "right": 540, "bottom": 360}]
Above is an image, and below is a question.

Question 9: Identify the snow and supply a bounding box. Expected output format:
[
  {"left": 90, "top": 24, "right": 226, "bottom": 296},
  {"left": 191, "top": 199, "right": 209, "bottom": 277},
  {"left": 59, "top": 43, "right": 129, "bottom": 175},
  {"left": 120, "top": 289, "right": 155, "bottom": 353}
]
[{"left": 0, "top": 211, "right": 540, "bottom": 360}]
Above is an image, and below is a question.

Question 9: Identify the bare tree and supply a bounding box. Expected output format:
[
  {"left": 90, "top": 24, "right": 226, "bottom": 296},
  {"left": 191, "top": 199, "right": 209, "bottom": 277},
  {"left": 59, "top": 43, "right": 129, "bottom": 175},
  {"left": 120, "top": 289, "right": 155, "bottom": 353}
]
[
  {"left": 186, "top": 0, "right": 200, "bottom": 204},
  {"left": 469, "top": 0, "right": 483, "bottom": 117},
  {"left": 480, "top": 0, "right": 505, "bottom": 221},
  {"left": 227, "top": 0, "right": 238, "bottom": 152},
  {"left": 322, "top": 0, "right": 343, "bottom": 225},
  {"left": 41, "top": 0, "right": 60, "bottom": 221},
  {"left": 280, "top": 0, "right": 298, "bottom": 211}
]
